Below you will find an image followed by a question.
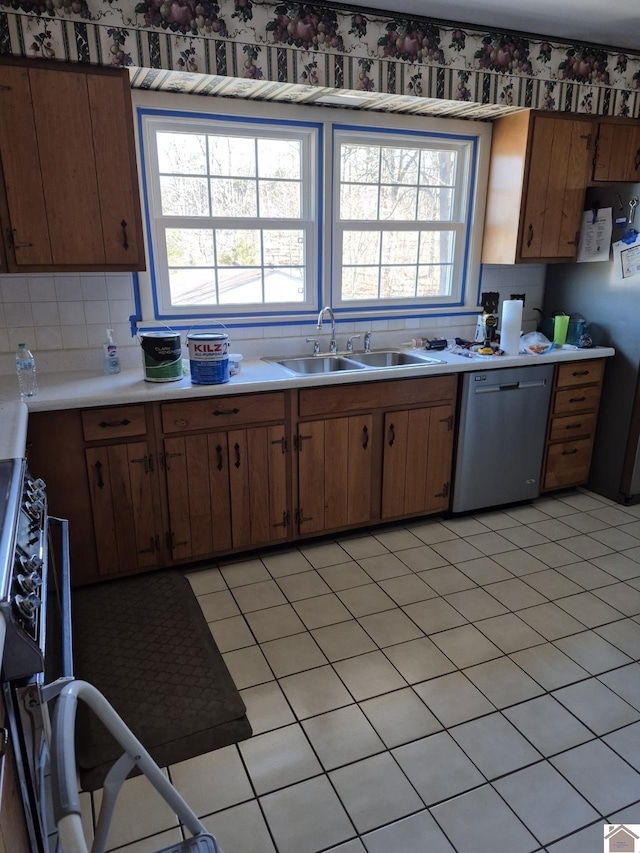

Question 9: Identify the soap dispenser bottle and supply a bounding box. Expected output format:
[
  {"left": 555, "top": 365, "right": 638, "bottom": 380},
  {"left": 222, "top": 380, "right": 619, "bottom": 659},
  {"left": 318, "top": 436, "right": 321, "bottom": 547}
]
[{"left": 103, "top": 329, "right": 121, "bottom": 375}]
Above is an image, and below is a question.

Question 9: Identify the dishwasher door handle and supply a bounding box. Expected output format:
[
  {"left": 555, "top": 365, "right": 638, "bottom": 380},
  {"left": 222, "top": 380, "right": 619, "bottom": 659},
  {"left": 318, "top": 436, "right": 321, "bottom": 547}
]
[{"left": 475, "top": 378, "right": 547, "bottom": 394}]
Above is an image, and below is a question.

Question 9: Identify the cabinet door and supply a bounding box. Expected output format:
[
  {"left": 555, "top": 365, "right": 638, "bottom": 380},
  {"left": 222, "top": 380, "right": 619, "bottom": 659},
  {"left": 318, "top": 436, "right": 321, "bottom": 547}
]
[
  {"left": 86, "top": 441, "right": 159, "bottom": 576},
  {"left": 297, "top": 415, "right": 373, "bottom": 535},
  {"left": 228, "top": 425, "right": 289, "bottom": 548},
  {"left": 520, "top": 117, "right": 592, "bottom": 260},
  {"left": 594, "top": 122, "right": 640, "bottom": 182},
  {"left": 381, "top": 405, "right": 454, "bottom": 519}
]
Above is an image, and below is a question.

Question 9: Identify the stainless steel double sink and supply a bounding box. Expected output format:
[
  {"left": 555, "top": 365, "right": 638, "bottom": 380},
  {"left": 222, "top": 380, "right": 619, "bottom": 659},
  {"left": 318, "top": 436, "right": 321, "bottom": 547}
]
[{"left": 265, "top": 350, "right": 444, "bottom": 376}]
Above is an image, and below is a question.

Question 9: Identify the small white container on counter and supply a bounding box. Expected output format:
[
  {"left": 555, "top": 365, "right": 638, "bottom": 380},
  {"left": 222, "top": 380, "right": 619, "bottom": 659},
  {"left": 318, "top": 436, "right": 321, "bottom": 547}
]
[{"left": 228, "top": 353, "right": 243, "bottom": 376}]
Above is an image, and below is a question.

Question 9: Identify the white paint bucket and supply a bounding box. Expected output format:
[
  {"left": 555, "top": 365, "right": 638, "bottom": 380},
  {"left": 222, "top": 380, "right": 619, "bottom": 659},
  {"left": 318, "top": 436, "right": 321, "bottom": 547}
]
[{"left": 187, "top": 331, "right": 229, "bottom": 385}]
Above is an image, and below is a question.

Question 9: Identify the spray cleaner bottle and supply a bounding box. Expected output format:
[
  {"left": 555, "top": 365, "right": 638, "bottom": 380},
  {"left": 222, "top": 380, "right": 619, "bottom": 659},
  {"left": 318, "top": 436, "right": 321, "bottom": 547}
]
[{"left": 103, "top": 329, "right": 121, "bottom": 375}]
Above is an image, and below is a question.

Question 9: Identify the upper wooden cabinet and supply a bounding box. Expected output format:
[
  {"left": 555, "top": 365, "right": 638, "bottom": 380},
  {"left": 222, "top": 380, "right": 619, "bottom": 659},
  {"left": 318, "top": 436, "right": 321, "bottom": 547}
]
[
  {"left": 482, "top": 110, "right": 595, "bottom": 264},
  {"left": 592, "top": 119, "right": 640, "bottom": 182},
  {"left": 0, "top": 58, "right": 144, "bottom": 272}
]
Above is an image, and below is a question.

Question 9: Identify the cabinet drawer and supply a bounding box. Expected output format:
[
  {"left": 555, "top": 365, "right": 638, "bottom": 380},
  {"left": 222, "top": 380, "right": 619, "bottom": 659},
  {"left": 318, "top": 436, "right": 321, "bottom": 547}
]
[
  {"left": 81, "top": 405, "right": 146, "bottom": 441},
  {"left": 543, "top": 438, "right": 592, "bottom": 490},
  {"left": 553, "top": 385, "right": 601, "bottom": 415},
  {"left": 161, "top": 392, "right": 285, "bottom": 433},
  {"left": 556, "top": 360, "right": 604, "bottom": 388},
  {"left": 548, "top": 412, "right": 597, "bottom": 442},
  {"left": 299, "top": 375, "right": 457, "bottom": 418}
]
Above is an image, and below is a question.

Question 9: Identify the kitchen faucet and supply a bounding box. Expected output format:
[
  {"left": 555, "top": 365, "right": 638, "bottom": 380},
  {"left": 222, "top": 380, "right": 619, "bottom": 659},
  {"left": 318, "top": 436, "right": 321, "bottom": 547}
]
[{"left": 317, "top": 306, "right": 337, "bottom": 354}]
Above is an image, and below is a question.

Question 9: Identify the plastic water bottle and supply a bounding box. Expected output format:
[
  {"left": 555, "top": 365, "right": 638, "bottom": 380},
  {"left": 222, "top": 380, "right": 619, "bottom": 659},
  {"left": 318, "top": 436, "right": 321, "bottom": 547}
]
[{"left": 15, "top": 343, "right": 38, "bottom": 399}]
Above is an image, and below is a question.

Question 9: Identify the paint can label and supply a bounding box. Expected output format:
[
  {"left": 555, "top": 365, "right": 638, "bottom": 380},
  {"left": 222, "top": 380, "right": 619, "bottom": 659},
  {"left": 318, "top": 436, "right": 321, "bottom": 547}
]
[
  {"left": 140, "top": 333, "right": 183, "bottom": 382},
  {"left": 188, "top": 333, "right": 230, "bottom": 385}
]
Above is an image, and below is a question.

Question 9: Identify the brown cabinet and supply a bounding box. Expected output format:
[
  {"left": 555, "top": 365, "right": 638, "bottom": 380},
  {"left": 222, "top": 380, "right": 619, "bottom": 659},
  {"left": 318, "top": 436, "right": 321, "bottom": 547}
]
[
  {"left": 0, "top": 703, "right": 30, "bottom": 853},
  {"left": 0, "top": 57, "right": 144, "bottom": 273},
  {"left": 542, "top": 360, "right": 605, "bottom": 491},
  {"left": 482, "top": 110, "right": 594, "bottom": 264},
  {"left": 593, "top": 119, "right": 640, "bottom": 182}
]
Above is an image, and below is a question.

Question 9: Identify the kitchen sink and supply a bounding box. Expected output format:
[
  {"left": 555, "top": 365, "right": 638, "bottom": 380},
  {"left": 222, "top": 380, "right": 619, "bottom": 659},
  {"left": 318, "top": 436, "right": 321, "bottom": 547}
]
[
  {"left": 348, "top": 350, "right": 445, "bottom": 368},
  {"left": 269, "top": 355, "right": 366, "bottom": 375}
]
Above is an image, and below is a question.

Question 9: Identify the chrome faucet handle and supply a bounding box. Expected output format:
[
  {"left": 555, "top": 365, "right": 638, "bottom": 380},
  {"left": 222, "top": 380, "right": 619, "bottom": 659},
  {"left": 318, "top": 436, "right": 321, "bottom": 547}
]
[
  {"left": 346, "top": 335, "right": 361, "bottom": 352},
  {"left": 364, "top": 331, "right": 372, "bottom": 352},
  {"left": 329, "top": 338, "right": 338, "bottom": 354},
  {"left": 306, "top": 337, "right": 320, "bottom": 356}
]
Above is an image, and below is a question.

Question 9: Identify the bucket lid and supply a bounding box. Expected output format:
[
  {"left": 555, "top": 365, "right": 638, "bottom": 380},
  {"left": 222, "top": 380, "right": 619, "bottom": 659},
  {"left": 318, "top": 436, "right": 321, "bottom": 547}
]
[{"left": 187, "top": 332, "right": 228, "bottom": 340}]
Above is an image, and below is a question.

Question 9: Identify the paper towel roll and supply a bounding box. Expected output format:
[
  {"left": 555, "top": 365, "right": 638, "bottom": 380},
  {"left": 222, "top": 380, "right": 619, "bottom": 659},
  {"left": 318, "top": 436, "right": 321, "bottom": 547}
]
[{"left": 501, "top": 299, "right": 523, "bottom": 356}]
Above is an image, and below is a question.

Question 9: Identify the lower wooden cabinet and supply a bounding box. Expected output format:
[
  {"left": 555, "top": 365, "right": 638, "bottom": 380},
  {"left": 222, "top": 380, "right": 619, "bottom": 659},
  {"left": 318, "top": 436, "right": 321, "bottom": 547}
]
[{"left": 542, "top": 359, "right": 605, "bottom": 491}]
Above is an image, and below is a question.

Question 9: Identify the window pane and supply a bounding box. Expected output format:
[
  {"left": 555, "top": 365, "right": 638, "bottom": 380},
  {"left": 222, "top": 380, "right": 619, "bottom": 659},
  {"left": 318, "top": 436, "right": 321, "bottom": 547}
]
[
  {"left": 379, "top": 186, "right": 417, "bottom": 220},
  {"left": 263, "top": 230, "right": 304, "bottom": 266},
  {"left": 166, "top": 229, "right": 214, "bottom": 267},
  {"left": 160, "top": 176, "right": 209, "bottom": 216},
  {"left": 417, "top": 264, "right": 453, "bottom": 297},
  {"left": 169, "top": 268, "right": 218, "bottom": 305},
  {"left": 258, "top": 139, "right": 301, "bottom": 179},
  {"left": 157, "top": 132, "right": 207, "bottom": 174},
  {"left": 342, "top": 231, "right": 380, "bottom": 266},
  {"left": 211, "top": 178, "right": 257, "bottom": 217},
  {"left": 342, "top": 266, "right": 379, "bottom": 300},
  {"left": 209, "top": 136, "right": 256, "bottom": 177},
  {"left": 340, "top": 185, "right": 378, "bottom": 220},
  {"left": 418, "top": 188, "right": 454, "bottom": 220},
  {"left": 259, "top": 181, "right": 301, "bottom": 218},
  {"left": 420, "top": 150, "right": 456, "bottom": 186},
  {"left": 218, "top": 268, "right": 263, "bottom": 304},
  {"left": 341, "top": 145, "right": 380, "bottom": 183},
  {"left": 419, "top": 231, "right": 455, "bottom": 263},
  {"left": 380, "top": 266, "right": 417, "bottom": 298},
  {"left": 215, "top": 229, "right": 260, "bottom": 267},
  {"left": 380, "top": 147, "right": 419, "bottom": 185},
  {"left": 264, "top": 268, "right": 305, "bottom": 302},
  {"left": 381, "top": 231, "right": 419, "bottom": 265}
]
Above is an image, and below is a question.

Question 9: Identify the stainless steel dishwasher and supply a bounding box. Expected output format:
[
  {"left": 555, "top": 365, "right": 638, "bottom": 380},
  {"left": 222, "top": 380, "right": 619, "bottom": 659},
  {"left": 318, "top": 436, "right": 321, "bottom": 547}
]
[{"left": 452, "top": 363, "right": 554, "bottom": 513}]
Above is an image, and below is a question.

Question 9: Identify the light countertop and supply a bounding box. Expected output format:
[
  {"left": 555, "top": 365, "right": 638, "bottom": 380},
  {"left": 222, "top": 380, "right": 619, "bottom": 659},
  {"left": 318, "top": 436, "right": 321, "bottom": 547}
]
[
  {"left": 0, "top": 401, "right": 29, "bottom": 458},
  {"left": 0, "top": 346, "right": 615, "bottom": 414}
]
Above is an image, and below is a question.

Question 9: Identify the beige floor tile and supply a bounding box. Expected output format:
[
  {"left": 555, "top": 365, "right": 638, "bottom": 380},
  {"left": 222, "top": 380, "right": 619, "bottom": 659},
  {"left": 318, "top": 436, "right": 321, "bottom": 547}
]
[
  {"left": 618, "top": 521, "right": 640, "bottom": 540},
  {"left": 561, "top": 534, "right": 614, "bottom": 560},
  {"left": 301, "top": 541, "right": 351, "bottom": 568},
  {"left": 169, "top": 746, "right": 253, "bottom": 818},
  {"left": 589, "top": 527, "right": 640, "bottom": 551},
  {"left": 337, "top": 584, "right": 397, "bottom": 617},
  {"left": 359, "top": 609, "right": 424, "bottom": 648},
  {"left": 557, "top": 493, "right": 608, "bottom": 512},
  {"left": 527, "top": 519, "right": 579, "bottom": 540},
  {"left": 463, "top": 531, "right": 519, "bottom": 556},
  {"left": 444, "top": 587, "right": 508, "bottom": 621},
  {"left": 560, "top": 512, "right": 612, "bottom": 533},
  {"left": 503, "top": 505, "right": 550, "bottom": 524},
  {"left": 245, "top": 603, "right": 306, "bottom": 643},
  {"left": 463, "top": 656, "right": 544, "bottom": 708},
  {"left": 360, "top": 687, "right": 442, "bottom": 748},
  {"left": 442, "top": 517, "right": 492, "bottom": 536},
  {"left": 406, "top": 521, "right": 459, "bottom": 544},
  {"left": 107, "top": 829, "right": 185, "bottom": 853},
  {"left": 311, "top": 620, "right": 377, "bottom": 661},
  {"left": 220, "top": 559, "right": 271, "bottom": 587},
  {"left": 240, "top": 681, "right": 296, "bottom": 735},
  {"left": 472, "top": 510, "right": 522, "bottom": 530},
  {"left": 362, "top": 810, "right": 455, "bottom": 853},
  {"left": 455, "top": 556, "right": 514, "bottom": 585},
  {"left": 222, "top": 645, "right": 273, "bottom": 689},
  {"left": 208, "top": 615, "right": 254, "bottom": 652},
  {"left": 531, "top": 499, "right": 578, "bottom": 519},
  {"left": 413, "top": 671, "right": 495, "bottom": 727},
  {"left": 555, "top": 631, "right": 632, "bottom": 675},
  {"left": 279, "top": 665, "right": 354, "bottom": 719},
  {"left": 318, "top": 561, "right": 372, "bottom": 591},
  {"left": 588, "top": 506, "right": 638, "bottom": 526},
  {"left": 599, "top": 663, "right": 640, "bottom": 711},
  {"left": 186, "top": 566, "right": 226, "bottom": 595},
  {"left": 293, "top": 593, "right": 353, "bottom": 629},
  {"left": 553, "top": 678, "right": 640, "bottom": 734},
  {"left": 596, "top": 617, "right": 640, "bottom": 657},
  {"left": 491, "top": 549, "right": 550, "bottom": 576},
  {"left": 262, "top": 550, "right": 314, "bottom": 578},
  {"left": 302, "top": 705, "right": 385, "bottom": 770},
  {"left": 334, "top": 651, "right": 407, "bottom": 701},
  {"left": 379, "top": 573, "right": 438, "bottom": 605},
  {"left": 509, "top": 643, "right": 589, "bottom": 690},
  {"left": 373, "top": 528, "right": 425, "bottom": 552},
  {"left": 604, "top": 721, "right": 640, "bottom": 771},
  {"left": 430, "top": 538, "right": 484, "bottom": 564},
  {"left": 557, "top": 561, "right": 618, "bottom": 589},
  {"left": 450, "top": 712, "right": 541, "bottom": 779},
  {"left": 393, "top": 731, "right": 484, "bottom": 805},
  {"left": 402, "top": 597, "right": 467, "bottom": 634},
  {"left": 520, "top": 568, "right": 583, "bottom": 599},
  {"left": 201, "top": 800, "right": 276, "bottom": 853},
  {"left": 555, "top": 591, "right": 625, "bottom": 628},
  {"left": 499, "top": 525, "right": 550, "bottom": 548},
  {"left": 260, "top": 775, "right": 355, "bottom": 853},
  {"left": 503, "top": 695, "right": 593, "bottom": 756},
  {"left": 276, "top": 571, "right": 332, "bottom": 602},
  {"left": 338, "top": 535, "right": 390, "bottom": 560},
  {"left": 198, "top": 589, "right": 240, "bottom": 622},
  {"left": 232, "top": 580, "right": 287, "bottom": 613},
  {"left": 525, "top": 542, "right": 584, "bottom": 569},
  {"left": 516, "top": 602, "right": 586, "bottom": 640},
  {"left": 239, "top": 723, "right": 322, "bottom": 795},
  {"left": 329, "top": 753, "right": 423, "bottom": 834},
  {"left": 330, "top": 842, "right": 366, "bottom": 853},
  {"left": 430, "top": 624, "right": 502, "bottom": 668},
  {"left": 418, "top": 565, "right": 476, "bottom": 595},
  {"left": 474, "top": 612, "right": 545, "bottom": 653},
  {"left": 260, "top": 633, "right": 327, "bottom": 677},
  {"left": 394, "top": 545, "right": 449, "bottom": 572},
  {"left": 486, "top": 578, "right": 548, "bottom": 610},
  {"left": 551, "top": 740, "right": 640, "bottom": 814},
  {"left": 358, "top": 552, "right": 412, "bottom": 581},
  {"left": 383, "top": 637, "right": 456, "bottom": 684}
]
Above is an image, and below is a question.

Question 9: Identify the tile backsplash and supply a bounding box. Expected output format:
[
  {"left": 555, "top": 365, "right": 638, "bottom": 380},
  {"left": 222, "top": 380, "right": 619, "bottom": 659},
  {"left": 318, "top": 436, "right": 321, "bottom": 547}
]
[{"left": 0, "top": 264, "right": 546, "bottom": 376}]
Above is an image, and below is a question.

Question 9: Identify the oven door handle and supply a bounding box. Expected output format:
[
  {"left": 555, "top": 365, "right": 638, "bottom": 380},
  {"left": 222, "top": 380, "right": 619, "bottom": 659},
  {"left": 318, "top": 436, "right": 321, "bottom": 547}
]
[{"left": 49, "top": 517, "right": 73, "bottom": 679}]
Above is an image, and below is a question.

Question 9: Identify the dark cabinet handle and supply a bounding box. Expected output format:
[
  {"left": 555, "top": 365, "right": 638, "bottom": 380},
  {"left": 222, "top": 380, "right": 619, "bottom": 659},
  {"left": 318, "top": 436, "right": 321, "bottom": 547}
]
[
  {"left": 95, "top": 460, "right": 104, "bottom": 489},
  {"left": 99, "top": 418, "right": 131, "bottom": 429},
  {"left": 213, "top": 408, "right": 240, "bottom": 417},
  {"left": 572, "top": 370, "right": 589, "bottom": 377},
  {"left": 234, "top": 442, "right": 241, "bottom": 468},
  {"left": 131, "top": 455, "right": 149, "bottom": 474},
  {"left": 569, "top": 396, "right": 586, "bottom": 403},
  {"left": 362, "top": 425, "right": 369, "bottom": 450},
  {"left": 562, "top": 448, "right": 579, "bottom": 455},
  {"left": 635, "top": 147, "right": 640, "bottom": 171},
  {"left": 388, "top": 423, "right": 395, "bottom": 447},
  {"left": 216, "top": 444, "right": 223, "bottom": 471},
  {"left": 526, "top": 223, "right": 533, "bottom": 248},
  {"left": 565, "top": 423, "right": 583, "bottom": 430},
  {"left": 11, "top": 229, "right": 34, "bottom": 249},
  {"left": 121, "top": 219, "right": 129, "bottom": 250}
]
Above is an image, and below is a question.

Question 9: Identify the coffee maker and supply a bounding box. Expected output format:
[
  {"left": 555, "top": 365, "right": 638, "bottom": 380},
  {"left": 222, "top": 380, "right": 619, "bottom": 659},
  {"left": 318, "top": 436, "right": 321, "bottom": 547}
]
[{"left": 474, "top": 291, "right": 499, "bottom": 345}]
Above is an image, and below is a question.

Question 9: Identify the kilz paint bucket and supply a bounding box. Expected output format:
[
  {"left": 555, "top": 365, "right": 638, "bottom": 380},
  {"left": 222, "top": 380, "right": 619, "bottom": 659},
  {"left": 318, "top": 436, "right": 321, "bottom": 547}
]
[
  {"left": 139, "top": 331, "right": 183, "bottom": 382},
  {"left": 187, "top": 331, "right": 229, "bottom": 385}
]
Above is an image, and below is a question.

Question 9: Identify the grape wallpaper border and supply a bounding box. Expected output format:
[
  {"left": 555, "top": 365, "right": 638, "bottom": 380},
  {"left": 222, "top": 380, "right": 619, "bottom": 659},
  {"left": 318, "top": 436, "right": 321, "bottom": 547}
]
[{"left": 0, "top": 0, "right": 639, "bottom": 116}]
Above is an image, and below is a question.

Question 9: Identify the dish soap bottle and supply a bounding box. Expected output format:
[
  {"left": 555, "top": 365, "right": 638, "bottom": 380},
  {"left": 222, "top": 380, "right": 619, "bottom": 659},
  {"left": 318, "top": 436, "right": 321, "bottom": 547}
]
[
  {"left": 15, "top": 343, "right": 38, "bottom": 399},
  {"left": 103, "top": 329, "right": 121, "bottom": 375}
]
